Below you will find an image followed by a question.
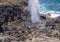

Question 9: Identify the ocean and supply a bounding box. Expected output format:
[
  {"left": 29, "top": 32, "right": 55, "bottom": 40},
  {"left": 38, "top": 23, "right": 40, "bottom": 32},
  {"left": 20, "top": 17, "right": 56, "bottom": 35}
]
[{"left": 39, "top": 0, "right": 60, "bottom": 17}]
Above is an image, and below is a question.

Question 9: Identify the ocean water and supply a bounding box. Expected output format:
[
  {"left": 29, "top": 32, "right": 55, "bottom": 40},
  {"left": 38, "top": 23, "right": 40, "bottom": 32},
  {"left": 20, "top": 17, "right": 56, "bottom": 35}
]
[{"left": 39, "top": 0, "right": 60, "bottom": 17}]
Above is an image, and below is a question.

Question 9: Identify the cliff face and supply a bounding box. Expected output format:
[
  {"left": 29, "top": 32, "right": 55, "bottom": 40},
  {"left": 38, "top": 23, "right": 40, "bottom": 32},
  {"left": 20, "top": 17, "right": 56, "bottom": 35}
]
[
  {"left": 0, "top": 0, "right": 28, "bottom": 24},
  {"left": 0, "top": 0, "right": 29, "bottom": 34},
  {"left": 0, "top": 0, "right": 28, "bottom": 5}
]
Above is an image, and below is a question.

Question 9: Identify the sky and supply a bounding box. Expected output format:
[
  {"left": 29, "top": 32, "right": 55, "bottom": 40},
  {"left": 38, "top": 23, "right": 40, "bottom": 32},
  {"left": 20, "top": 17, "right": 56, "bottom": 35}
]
[{"left": 39, "top": 0, "right": 60, "bottom": 14}]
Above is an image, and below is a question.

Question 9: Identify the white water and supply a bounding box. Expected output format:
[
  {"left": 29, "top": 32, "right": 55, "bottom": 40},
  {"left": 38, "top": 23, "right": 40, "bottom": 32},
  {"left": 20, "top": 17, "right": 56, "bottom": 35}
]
[{"left": 28, "top": 0, "right": 40, "bottom": 23}]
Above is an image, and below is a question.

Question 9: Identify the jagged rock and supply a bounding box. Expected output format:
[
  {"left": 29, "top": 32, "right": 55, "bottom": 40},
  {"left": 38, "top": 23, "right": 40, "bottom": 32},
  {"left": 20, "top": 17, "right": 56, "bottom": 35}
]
[{"left": 0, "top": 0, "right": 60, "bottom": 42}]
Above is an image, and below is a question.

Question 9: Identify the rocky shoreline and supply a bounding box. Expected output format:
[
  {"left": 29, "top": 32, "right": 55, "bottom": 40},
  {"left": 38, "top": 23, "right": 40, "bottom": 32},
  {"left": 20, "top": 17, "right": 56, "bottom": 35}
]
[{"left": 0, "top": 0, "right": 60, "bottom": 42}]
